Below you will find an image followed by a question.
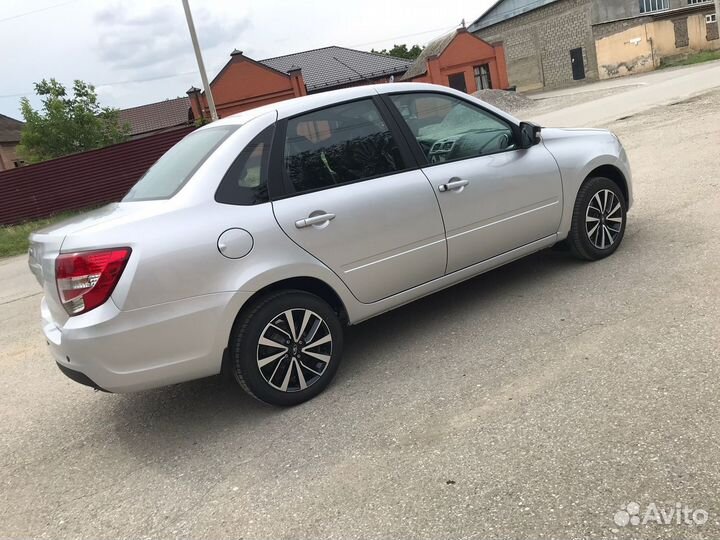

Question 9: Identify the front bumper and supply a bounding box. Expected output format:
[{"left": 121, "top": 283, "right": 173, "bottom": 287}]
[{"left": 43, "top": 291, "right": 251, "bottom": 392}]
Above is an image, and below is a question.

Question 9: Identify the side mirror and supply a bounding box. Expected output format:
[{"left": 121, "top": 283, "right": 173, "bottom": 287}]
[{"left": 519, "top": 122, "right": 542, "bottom": 148}]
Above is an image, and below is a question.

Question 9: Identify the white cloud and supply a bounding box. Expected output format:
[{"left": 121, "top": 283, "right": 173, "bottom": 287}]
[
  {"left": 94, "top": 2, "right": 250, "bottom": 74},
  {"left": 0, "top": 0, "right": 493, "bottom": 117}
]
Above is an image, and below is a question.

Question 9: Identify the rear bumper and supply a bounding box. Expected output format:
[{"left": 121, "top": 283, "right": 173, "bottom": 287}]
[
  {"left": 56, "top": 362, "right": 108, "bottom": 392},
  {"left": 42, "top": 291, "right": 251, "bottom": 392}
]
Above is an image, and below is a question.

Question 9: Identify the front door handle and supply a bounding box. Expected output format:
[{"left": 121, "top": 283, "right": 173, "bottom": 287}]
[
  {"left": 295, "top": 213, "right": 336, "bottom": 229},
  {"left": 438, "top": 178, "right": 469, "bottom": 192}
]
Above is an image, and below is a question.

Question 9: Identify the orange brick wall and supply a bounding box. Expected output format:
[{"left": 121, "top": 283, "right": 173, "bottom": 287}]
[
  {"left": 189, "top": 54, "right": 306, "bottom": 120},
  {"left": 406, "top": 30, "right": 510, "bottom": 92}
]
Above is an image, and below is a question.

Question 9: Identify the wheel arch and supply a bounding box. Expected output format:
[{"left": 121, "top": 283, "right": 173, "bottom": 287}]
[
  {"left": 242, "top": 276, "right": 349, "bottom": 323},
  {"left": 220, "top": 276, "right": 349, "bottom": 377},
  {"left": 585, "top": 164, "right": 629, "bottom": 205}
]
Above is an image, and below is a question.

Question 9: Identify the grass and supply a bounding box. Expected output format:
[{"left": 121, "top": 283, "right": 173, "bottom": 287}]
[
  {"left": 659, "top": 50, "right": 720, "bottom": 69},
  {"left": 0, "top": 210, "right": 87, "bottom": 259}
]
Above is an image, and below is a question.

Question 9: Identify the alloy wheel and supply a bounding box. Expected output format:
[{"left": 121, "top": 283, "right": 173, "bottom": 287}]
[
  {"left": 585, "top": 189, "right": 623, "bottom": 250},
  {"left": 256, "top": 309, "right": 332, "bottom": 392}
]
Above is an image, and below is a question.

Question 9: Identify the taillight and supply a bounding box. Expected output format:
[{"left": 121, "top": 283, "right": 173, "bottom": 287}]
[{"left": 55, "top": 248, "right": 132, "bottom": 315}]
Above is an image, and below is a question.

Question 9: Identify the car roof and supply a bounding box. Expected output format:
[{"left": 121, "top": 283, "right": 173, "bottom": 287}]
[
  {"left": 210, "top": 82, "right": 462, "bottom": 127},
  {"left": 204, "top": 82, "right": 521, "bottom": 133}
]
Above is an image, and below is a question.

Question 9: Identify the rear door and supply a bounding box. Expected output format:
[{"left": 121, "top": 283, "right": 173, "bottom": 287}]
[{"left": 270, "top": 97, "right": 447, "bottom": 304}]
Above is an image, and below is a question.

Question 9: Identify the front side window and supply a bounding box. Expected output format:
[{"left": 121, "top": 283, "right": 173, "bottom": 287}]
[
  {"left": 215, "top": 125, "right": 273, "bottom": 205},
  {"left": 389, "top": 93, "right": 515, "bottom": 164},
  {"left": 284, "top": 99, "right": 405, "bottom": 193},
  {"left": 124, "top": 126, "right": 236, "bottom": 201}
]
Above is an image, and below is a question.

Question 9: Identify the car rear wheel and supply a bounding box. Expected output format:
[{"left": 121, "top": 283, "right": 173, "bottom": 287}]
[
  {"left": 568, "top": 177, "right": 627, "bottom": 261},
  {"left": 229, "top": 290, "right": 343, "bottom": 406}
]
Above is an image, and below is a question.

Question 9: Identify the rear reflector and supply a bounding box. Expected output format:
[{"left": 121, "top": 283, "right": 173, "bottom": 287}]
[{"left": 56, "top": 248, "right": 131, "bottom": 315}]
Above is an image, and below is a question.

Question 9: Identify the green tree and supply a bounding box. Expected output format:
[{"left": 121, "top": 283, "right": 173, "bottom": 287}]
[
  {"left": 17, "top": 79, "right": 130, "bottom": 163},
  {"left": 372, "top": 44, "right": 424, "bottom": 60}
]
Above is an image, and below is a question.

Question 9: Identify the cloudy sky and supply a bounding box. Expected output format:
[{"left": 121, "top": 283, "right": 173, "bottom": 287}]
[{"left": 0, "top": 0, "right": 496, "bottom": 119}]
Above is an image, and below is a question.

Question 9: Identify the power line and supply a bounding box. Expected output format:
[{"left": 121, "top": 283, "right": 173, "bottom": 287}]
[
  {"left": 0, "top": 22, "right": 463, "bottom": 100},
  {"left": 0, "top": 91, "right": 31, "bottom": 100},
  {"left": 95, "top": 70, "right": 201, "bottom": 88},
  {"left": 0, "top": 0, "right": 81, "bottom": 23},
  {"left": 347, "top": 23, "right": 459, "bottom": 48},
  {"left": 0, "top": 69, "right": 211, "bottom": 99}
]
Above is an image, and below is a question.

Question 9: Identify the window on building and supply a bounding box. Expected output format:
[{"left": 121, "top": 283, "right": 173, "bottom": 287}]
[
  {"left": 447, "top": 73, "right": 468, "bottom": 93},
  {"left": 284, "top": 99, "right": 406, "bottom": 193},
  {"left": 473, "top": 64, "right": 493, "bottom": 90},
  {"left": 688, "top": 0, "right": 712, "bottom": 4},
  {"left": 639, "top": 0, "right": 669, "bottom": 13},
  {"left": 707, "top": 13, "right": 717, "bottom": 22},
  {"left": 12, "top": 159, "right": 25, "bottom": 168}
]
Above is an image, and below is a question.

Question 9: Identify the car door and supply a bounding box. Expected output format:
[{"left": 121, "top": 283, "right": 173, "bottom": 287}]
[
  {"left": 385, "top": 91, "right": 563, "bottom": 274},
  {"left": 270, "top": 97, "right": 447, "bottom": 304}
]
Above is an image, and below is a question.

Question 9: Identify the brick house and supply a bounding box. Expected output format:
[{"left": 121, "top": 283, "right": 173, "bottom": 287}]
[
  {"left": 469, "top": 0, "right": 720, "bottom": 91},
  {"left": 0, "top": 114, "right": 24, "bottom": 171},
  {"left": 188, "top": 46, "right": 412, "bottom": 120},
  {"left": 400, "top": 27, "right": 510, "bottom": 92}
]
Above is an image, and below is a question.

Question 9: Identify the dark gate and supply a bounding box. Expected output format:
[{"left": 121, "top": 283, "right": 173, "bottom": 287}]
[{"left": 570, "top": 48, "right": 585, "bottom": 81}]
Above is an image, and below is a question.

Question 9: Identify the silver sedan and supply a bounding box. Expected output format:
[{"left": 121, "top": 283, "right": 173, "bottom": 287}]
[{"left": 28, "top": 83, "right": 632, "bottom": 406}]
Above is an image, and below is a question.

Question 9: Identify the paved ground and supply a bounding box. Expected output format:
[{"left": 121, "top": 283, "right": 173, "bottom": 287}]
[
  {"left": 529, "top": 59, "right": 720, "bottom": 127},
  {"left": 529, "top": 59, "right": 720, "bottom": 99},
  {"left": 1, "top": 68, "right": 720, "bottom": 539}
]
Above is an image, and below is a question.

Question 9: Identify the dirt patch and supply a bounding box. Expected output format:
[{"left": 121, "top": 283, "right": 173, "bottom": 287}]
[
  {"left": 473, "top": 86, "right": 641, "bottom": 117},
  {"left": 526, "top": 86, "right": 641, "bottom": 117}
]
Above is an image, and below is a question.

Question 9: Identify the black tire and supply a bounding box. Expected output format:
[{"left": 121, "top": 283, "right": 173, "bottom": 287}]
[
  {"left": 568, "top": 176, "right": 627, "bottom": 261},
  {"left": 229, "top": 290, "right": 343, "bottom": 406}
]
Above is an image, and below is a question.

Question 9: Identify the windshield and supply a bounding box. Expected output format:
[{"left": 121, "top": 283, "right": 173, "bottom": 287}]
[{"left": 123, "top": 126, "right": 236, "bottom": 201}]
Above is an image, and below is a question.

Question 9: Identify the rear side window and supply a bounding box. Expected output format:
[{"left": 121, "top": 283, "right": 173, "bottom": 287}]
[
  {"left": 123, "top": 126, "right": 236, "bottom": 202},
  {"left": 284, "top": 99, "right": 405, "bottom": 193},
  {"left": 215, "top": 125, "right": 274, "bottom": 205}
]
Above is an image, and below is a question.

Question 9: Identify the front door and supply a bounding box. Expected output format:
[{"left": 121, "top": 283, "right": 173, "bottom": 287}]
[
  {"left": 385, "top": 91, "right": 563, "bottom": 274},
  {"left": 448, "top": 73, "right": 468, "bottom": 93},
  {"left": 570, "top": 48, "right": 585, "bottom": 80},
  {"left": 271, "top": 98, "right": 447, "bottom": 304}
]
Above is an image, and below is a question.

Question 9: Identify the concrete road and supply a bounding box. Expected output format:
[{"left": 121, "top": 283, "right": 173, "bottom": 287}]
[
  {"left": 1, "top": 83, "right": 720, "bottom": 539},
  {"left": 530, "top": 59, "right": 720, "bottom": 127}
]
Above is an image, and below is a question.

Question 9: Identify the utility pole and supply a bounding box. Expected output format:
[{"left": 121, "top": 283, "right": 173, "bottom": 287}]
[{"left": 182, "top": 0, "right": 218, "bottom": 121}]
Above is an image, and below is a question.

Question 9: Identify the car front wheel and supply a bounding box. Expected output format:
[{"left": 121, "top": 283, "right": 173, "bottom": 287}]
[
  {"left": 568, "top": 176, "right": 627, "bottom": 261},
  {"left": 229, "top": 290, "right": 343, "bottom": 406}
]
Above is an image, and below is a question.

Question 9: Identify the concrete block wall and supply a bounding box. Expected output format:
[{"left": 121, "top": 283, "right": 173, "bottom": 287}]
[
  {"left": 474, "top": 0, "right": 597, "bottom": 91},
  {"left": 593, "top": 10, "right": 720, "bottom": 80}
]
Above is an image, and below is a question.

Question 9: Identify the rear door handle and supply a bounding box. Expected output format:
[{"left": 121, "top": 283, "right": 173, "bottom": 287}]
[
  {"left": 295, "top": 213, "right": 336, "bottom": 229},
  {"left": 438, "top": 178, "right": 469, "bottom": 192}
]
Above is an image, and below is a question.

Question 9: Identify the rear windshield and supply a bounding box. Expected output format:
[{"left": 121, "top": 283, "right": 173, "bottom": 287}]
[{"left": 123, "top": 126, "right": 236, "bottom": 201}]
